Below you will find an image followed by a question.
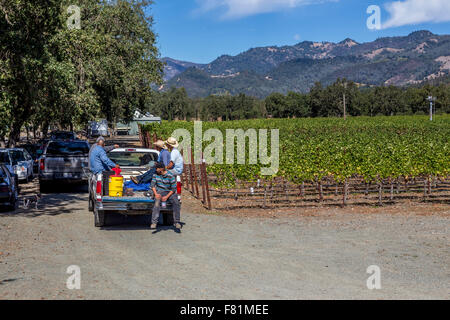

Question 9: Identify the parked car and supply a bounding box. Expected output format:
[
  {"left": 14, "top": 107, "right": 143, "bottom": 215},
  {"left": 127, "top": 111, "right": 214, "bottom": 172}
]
[
  {"left": 38, "top": 140, "right": 90, "bottom": 191},
  {"left": 0, "top": 164, "right": 19, "bottom": 211},
  {"left": 50, "top": 131, "right": 77, "bottom": 141},
  {"left": 88, "top": 120, "right": 109, "bottom": 138},
  {"left": 20, "top": 143, "right": 41, "bottom": 174},
  {"left": 88, "top": 148, "right": 181, "bottom": 227},
  {"left": 0, "top": 148, "right": 34, "bottom": 183}
]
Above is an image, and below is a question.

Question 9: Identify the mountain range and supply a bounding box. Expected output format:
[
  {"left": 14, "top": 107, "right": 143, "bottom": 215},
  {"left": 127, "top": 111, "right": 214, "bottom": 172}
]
[{"left": 162, "top": 31, "right": 450, "bottom": 98}]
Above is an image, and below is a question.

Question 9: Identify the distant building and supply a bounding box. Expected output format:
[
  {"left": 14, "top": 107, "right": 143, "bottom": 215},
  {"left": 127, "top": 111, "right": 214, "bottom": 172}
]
[{"left": 116, "top": 111, "right": 161, "bottom": 135}]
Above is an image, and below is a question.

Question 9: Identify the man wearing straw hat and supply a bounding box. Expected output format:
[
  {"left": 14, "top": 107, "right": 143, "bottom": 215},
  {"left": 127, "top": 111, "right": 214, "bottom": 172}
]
[
  {"left": 130, "top": 140, "right": 170, "bottom": 185},
  {"left": 165, "top": 137, "right": 184, "bottom": 177}
]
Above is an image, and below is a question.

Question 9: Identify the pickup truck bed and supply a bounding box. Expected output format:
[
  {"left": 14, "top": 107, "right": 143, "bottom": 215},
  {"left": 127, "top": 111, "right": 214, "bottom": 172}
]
[{"left": 89, "top": 148, "right": 181, "bottom": 228}]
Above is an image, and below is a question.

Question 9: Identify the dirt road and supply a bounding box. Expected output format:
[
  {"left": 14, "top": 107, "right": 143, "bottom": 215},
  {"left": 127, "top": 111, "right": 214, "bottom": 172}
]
[{"left": 0, "top": 182, "right": 449, "bottom": 299}]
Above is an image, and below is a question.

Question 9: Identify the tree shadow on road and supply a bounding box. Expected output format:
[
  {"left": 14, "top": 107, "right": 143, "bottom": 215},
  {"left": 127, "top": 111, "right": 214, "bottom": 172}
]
[
  {"left": 0, "top": 182, "right": 88, "bottom": 218},
  {"left": 101, "top": 214, "right": 185, "bottom": 233}
]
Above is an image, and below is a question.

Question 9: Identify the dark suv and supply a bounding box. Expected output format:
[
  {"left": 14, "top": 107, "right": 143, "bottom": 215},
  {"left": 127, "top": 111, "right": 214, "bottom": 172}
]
[{"left": 38, "top": 140, "right": 90, "bottom": 191}]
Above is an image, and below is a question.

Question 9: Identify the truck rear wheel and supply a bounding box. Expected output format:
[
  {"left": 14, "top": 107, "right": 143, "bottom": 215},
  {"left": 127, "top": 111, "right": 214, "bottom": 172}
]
[
  {"left": 39, "top": 180, "right": 49, "bottom": 193},
  {"left": 88, "top": 196, "right": 94, "bottom": 212},
  {"left": 94, "top": 208, "right": 105, "bottom": 227}
]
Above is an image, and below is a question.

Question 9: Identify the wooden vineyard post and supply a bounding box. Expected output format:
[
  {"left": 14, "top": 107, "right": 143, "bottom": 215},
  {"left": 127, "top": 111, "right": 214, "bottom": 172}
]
[
  {"left": 428, "top": 175, "right": 432, "bottom": 196},
  {"left": 263, "top": 185, "right": 267, "bottom": 209},
  {"left": 378, "top": 180, "right": 383, "bottom": 206},
  {"left": 189, "top": 164, "right": 195, "bottom": 195},
  {"left": 423, "top": 178, "right": 428, "bottom": 199},
  {"left": 343, "top": 179, "right": 348, "bottom": 206},
  {"left": 190, "top": 148, "right": 199, "bottom": 198},
  {"left": 203, "top": 158, "right": 212, "bottom": 210},
  {"left": 200, "top": 160, "right": 207, "bottom": 205},
  {"left": 187, "top": 164, "right": 192, "bottom": 192},
  {"left": 389, "top": 178, "right": 394, "bottom": 201},
  {"left": 283, "top": 178, "right": 289, "bottom": 202},
  {"left": 145, "top": 131, "right": 151, "bottom": 148},
  {"left": 318, "top": 179, "right": 323, "bottom": 203}
]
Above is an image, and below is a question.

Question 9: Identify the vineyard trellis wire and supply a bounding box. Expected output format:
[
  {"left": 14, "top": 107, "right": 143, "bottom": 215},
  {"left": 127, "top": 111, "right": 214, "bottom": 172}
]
[{"left": 140, "top": 116, "right": 450, "bottom": 209}]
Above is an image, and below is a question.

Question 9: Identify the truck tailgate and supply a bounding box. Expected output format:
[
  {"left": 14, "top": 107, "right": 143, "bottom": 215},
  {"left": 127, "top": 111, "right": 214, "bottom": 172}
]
[{"left": 102, "top": 196, "right": 155, "bottom": 203}]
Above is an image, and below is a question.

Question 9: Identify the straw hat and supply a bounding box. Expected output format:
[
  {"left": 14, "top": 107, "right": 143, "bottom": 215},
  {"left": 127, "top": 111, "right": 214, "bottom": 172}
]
[
  {"left": 154, "top": 140, "right": 167, "bottom": 149},
  {"left": 165, "top": 137, "right": 179, "bottom": 148}
]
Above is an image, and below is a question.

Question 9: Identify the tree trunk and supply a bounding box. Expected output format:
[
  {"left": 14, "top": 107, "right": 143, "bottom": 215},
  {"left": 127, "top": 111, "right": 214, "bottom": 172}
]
[
  {"left": 42, "top": 121, "right": 49, "bottom": 138},
  {"left": 7, "top": 122, "right": 22, "bottom": 147}
]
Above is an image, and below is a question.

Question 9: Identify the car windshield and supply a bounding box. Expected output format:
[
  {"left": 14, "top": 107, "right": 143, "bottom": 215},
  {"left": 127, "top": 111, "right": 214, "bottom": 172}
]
[
  {"left": 108, "top": 152, "right": 158, "bottom": 167},
  {"left": 10, "top": 150, "right": 26, "bottom": 164},
  {"left": 21, "top": 145, "right": 38, "bottom": 158},
  {"left": 46, "top": 142, "right": 89, "bottom": 155},
  {"left": 0, "top": 152, "right": 10, "bottom": 165}
]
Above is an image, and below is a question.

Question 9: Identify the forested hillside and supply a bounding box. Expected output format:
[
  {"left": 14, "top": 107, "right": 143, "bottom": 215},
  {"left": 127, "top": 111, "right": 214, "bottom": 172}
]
[{"left": 164, "top": 31, "right": 450, "bottom": 98}]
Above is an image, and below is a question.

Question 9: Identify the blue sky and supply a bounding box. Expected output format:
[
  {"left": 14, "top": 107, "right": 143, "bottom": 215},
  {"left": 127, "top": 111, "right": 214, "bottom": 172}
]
[{"left": 149, "top": 0, "right": 450, "bottom": 64}]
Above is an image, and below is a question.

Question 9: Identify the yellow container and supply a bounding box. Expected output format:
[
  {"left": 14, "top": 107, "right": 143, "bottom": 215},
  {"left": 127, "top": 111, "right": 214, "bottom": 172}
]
[{"left": 109, "top": 176, "right": 124, "bottom": 197}]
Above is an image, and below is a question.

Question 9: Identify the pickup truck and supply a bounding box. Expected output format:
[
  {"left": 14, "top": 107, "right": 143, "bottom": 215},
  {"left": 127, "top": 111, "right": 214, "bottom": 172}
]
[
  {"left": 38, "top": 140, "right": 90, "bottom": 191},
  {"left": 88, "top": 148, "right": 182, "bottom": 227}
]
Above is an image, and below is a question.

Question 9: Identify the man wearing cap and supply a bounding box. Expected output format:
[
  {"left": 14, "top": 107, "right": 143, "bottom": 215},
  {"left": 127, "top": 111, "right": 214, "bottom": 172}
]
[
  {"left": 165, "top": 137, "right": 184, "bottom": 176},
  {"left": 150, "top": 162, "right": 181, "bottom": 231},
  {"left": 130, "top": 140, "right": 170, "bottom": 185},
  {"left": 89, "top": 136, "right": 120, "bottom": 174}
]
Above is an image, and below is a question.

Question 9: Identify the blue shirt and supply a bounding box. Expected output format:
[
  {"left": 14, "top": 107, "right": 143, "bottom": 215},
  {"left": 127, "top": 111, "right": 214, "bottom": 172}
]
[
  {"left": 170, "top": 148, "right": 184, "bottom": 175},
  {"left": 158, "top": 149, "right": 171, "bottom": 166},
  {"left": 89, "top": 145, "right": 116, "bottom": 174}
]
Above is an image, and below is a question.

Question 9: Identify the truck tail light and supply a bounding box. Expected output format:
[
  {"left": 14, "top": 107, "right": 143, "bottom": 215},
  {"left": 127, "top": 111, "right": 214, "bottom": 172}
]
[
  {"left": 176, "top": 175, "right": 182, "bottom": 194},
  {"left": 96, "top": 175, "right": 103, "bottom": 202},
  {"left": 40, "top": 158, "right": 45, "bottom": 171},
  {"left": 96, "top": 181, "right": 102, "bottom": 194}
]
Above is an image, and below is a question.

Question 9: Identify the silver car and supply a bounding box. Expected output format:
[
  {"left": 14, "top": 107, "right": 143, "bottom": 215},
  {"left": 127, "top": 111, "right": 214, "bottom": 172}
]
[{"left": 0, "top": 148, "right": 34, "bottom": 183}]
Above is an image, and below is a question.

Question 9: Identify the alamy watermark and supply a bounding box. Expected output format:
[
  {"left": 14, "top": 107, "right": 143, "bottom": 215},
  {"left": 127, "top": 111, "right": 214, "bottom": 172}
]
[
  {"left": 366, "top": 265, "right": 381, "bottom": 290},
  {"left": 367, "top": 5, "right": 381, "bottom": 30},
  {"left": 67, "top": 5, "right": 81, "bottom": 30},
  {"left": 66, "top": 265, "right": 81, "bottom": 290},
  {"left": 171, "top": 121, "right": 279, "bottom": 176}
]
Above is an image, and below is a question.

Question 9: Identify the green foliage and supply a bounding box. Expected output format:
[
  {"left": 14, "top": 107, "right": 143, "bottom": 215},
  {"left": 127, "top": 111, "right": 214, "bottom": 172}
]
[
  {"left": 142, "top": 115, "right": 450, "bottom": 188},
  {"left": 0, "top": 0, "right": 163, "bottom": 145},
  {"left": 156, "top": 78, "right": 450, "bottom": 121}
]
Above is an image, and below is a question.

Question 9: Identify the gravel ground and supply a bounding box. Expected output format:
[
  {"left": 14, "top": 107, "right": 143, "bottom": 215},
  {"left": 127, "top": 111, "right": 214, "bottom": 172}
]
[{"left": 0, "top": 182, "right": 449, "bottom": 300}]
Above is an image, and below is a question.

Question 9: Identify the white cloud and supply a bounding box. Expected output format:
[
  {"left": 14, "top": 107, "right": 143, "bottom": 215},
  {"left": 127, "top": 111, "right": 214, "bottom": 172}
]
[
  {"left": 383, "top": 0, "right": 450, "bottom": 29},
  {"left": 294, "top": 34, "right": 301, "bottom": 41},
  {"left": 195, "top": 0, "right": 335, "bottom": 19}
]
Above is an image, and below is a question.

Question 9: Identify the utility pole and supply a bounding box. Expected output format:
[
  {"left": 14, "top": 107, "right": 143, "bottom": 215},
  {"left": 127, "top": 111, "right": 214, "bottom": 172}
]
[{"left": 427, "top": 96, "right": 435, "bottom": 121}]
